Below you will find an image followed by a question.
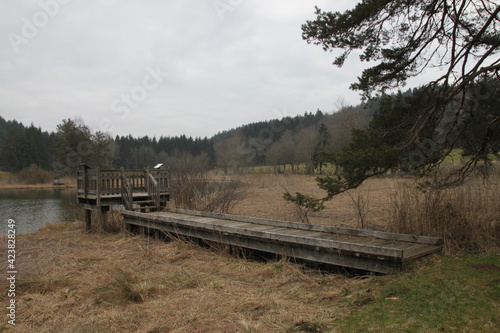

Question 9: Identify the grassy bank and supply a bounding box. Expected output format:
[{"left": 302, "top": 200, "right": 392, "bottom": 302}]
[
  {"left": 0, "top": 174, "right": 75, "bottom": 190},
  {"left": 0, "top": 222, "right": 498, "bottom": 332},
  {"left": 0, "top": 184, "right": 75, "bottom": 190},
  {"left": 0, "top": 166, "right": 76, "bottom": 189},
  {"left": 1, "top": 173, "right": 498, "bottom": 332}
]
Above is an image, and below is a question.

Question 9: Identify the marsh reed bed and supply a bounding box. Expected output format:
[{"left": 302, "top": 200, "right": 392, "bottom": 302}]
[{"left": 388, "top": 173, "right": 500, "bottom": 254}]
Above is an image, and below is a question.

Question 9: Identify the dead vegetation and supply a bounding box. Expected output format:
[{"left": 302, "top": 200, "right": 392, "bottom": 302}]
[
  {"left": 387, "top": 174, "right": 500, "bottom": 254},
  {"left": 0, "top": 172, "right": 498, "bottom": 332},
  {"left": 1, "top": 222, "right": 371, "bottom": 332},
  {"left": 234, "top": 171, "right": 499, "bottom": 254},
  {"left": 168, "top": 154, "right": 248, "bottom": 213}
]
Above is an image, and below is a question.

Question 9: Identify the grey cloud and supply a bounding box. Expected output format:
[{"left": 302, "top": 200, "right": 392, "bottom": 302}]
[{"left": 1, "top": 0, "right": 364, "bottom": 138}]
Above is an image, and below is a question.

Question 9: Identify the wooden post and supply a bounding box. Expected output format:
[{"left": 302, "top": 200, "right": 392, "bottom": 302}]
[
  {"left": 100, "top": 206, "right": 109, "bottom": 231},
  {"left": 96, "top": 167, "right": 101, "bottom": 207},
  {"left": 84, "top": 209, "right": 92, "bottom": 232},
  {"left": 83, "top": 167, "right": 88, "bottom": 198}
]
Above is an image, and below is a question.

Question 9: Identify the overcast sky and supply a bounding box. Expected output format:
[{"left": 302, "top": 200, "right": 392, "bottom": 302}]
[{"left": 1, "top": 0, "right": 376, "bottom": 138}]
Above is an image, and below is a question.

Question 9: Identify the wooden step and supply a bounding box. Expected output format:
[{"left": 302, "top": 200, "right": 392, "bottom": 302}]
[
  {"left": 133, "top": 206, "right": 162, "bottom": 212},
  {"left": 133, "top": 200, "right": 155, "bottom": 205}
]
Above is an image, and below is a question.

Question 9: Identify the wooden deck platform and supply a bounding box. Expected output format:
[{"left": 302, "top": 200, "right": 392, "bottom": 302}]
[
  {"left": 77, "top": 167, "right": 169, "bottom": 230},
  {"left": 121, "top": 208, "right": 443, "bottom": 274}
]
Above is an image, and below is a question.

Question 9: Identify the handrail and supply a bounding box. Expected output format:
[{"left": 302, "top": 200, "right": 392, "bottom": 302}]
[
  {"left": 96, "top": 167, "right": 101, "bottom": 206},
  {"left": 121, "top": 168, "right": 133, "bottom": 210},
  {"left": 77, "top": 167, "right": 169, "bottom": 211},
  {"left": 147, "top": 169, "right": 160, "bottom": 208}
]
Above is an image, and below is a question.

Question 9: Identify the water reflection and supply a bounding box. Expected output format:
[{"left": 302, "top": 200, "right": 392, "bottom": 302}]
[{"left": 0, "top": 189, "right": 82, "bottom": 235}]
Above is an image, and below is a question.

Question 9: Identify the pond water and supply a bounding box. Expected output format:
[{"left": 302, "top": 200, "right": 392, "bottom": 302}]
[{"left": 0, "top": 188, "right": 82, "bottom": 235}]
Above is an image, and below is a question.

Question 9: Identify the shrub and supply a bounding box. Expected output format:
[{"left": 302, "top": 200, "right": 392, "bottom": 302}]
[
  {"left": 0, "top": 171, "right": 13, "bottom": 184},
  {"left": 16, "top": 164, "right": 53, "bottom": 184},
  {"left": 96, "top": 268, "right": 160, "bottom": 304},
  {"left": 168, "top": 154, "right": 247, "bottom": 213}
]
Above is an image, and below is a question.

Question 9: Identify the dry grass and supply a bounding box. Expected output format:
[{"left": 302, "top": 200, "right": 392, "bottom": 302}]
[
  {"left": 0, "top": 222, "right": 370, "bottom": 332},
  {"left": 388, "top": 174, "right": 500, "bottom": 254},
  {"left": 0, "top": 174, "right": 76, "bottom": 190},
  {"left": 234, "top": 172, "right": 499, "bottom": 254},
  {"left": 86, "top": 209, "right": 127, "bottom": 234},
  {"left": 1, "top": 172, "right": 498, "bottom": 332},
  {"left": 234, "top": 173, "right": 401, "bottom": 229}
]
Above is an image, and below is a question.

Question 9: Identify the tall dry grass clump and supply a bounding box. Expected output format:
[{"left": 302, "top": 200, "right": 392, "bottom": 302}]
[
  {"left": 389, "top": 172, "right": 500, "bottom": 254},
  {"left": 85, "top": 208, "right": 126, "bottom": 234},
  {"left": 168, "top": 154, "right": 247, "bottom": 213}
]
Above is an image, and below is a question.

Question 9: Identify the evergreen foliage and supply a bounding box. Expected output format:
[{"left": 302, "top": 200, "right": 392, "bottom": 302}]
[
  {"left": 284, "top": 0, "right": 500, "bottom": 214},
  {"left": 312, "top": 123, "right": 332, "bottom": 173},
  {"left": 302, "top": 0, "right": 499, "bottom": 182},
  {"left": 0, "top": 117, "right": 54, "bottom": 173}
]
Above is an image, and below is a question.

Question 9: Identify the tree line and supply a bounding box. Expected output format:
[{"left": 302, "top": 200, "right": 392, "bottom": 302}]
[
  {"left": 1, "top": 78, "right": 496, "bottom": 180},
  {"left": 0, "top": 117, "right": 216, "bottom": 176},
  {"left": 0, "top": 105, "right": 371, "bottom": 176},
  {"left": 0, "top": 117, "right": 54, "bottom": 173}
]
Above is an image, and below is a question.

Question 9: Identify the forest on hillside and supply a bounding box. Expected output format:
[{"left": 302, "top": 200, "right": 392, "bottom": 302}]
[
  {"left": 0, "top": 98, "right": 375, "bottom": 178},
  {"left": 1, "top": 82, "right": 497, "bottom": 181}
]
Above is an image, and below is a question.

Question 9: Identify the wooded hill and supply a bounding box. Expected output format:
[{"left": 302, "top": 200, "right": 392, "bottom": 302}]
[
  {"left": 44, "top": 80, "right": 500, "bottom": 178},
  {"left": 2, "top": 80, "right": 497, "bottom": 178},
  {"left": 0, "top": 95, "right": 373, "bottom": 176},
  {"left": 0, "top": 101, "right": 374, "bottom": 176}
]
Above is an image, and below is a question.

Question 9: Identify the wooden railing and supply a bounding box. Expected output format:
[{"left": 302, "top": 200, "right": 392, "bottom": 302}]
[
  {"left": 77, "top": 168, "right": 122, "bottom": 197},
  {"left": 77, "top": 167, "right": 169, "bottom": 208},
  {"left": 121, "top": 173, "right": 133, "bottom": 210},
  {"left": 147, "top": 169, "right": 160, "bottom": 208}
]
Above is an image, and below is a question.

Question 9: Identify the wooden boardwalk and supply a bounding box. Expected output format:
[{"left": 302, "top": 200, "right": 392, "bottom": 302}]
[
  {"left": 77, "top": 167, "right": 442, "bottom": 274},
  {"left": 121, "top": 208, "right": 443, "bottom": 274}
]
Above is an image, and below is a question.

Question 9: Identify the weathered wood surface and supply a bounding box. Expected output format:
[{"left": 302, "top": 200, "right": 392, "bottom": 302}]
[
  {"left": 77, "top": 167, "right": 169, "bottom": 207},
  {"left": 77, "top": 167, "right": 170, "bottom": 230},
  {"left": 121, "top": 208, "right": 443, "bottom": 274}
]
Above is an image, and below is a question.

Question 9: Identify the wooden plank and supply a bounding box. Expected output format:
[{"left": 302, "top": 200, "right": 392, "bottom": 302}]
[
  {"left": 210, "top": 220, "right": 249, "bottom": 229},
  {"left": 166, "top": 213, "right": 382, "bottom": 256},
  {"left": 403, "top": 245, "right": 442, "bottom": 261},
  {"left": 168, "top": 208, "right": 442, "bottom": 246},
  {"left": 257, "top": 227, "right": 292, "bottom": 234},
  {"left": 308, "top": 232, "right": 343, "bottom": 241},
  {"left": 237, "top": 223, "right": 282, "bottom": 232},
  {"left": 379, "top": 242, "right": 417, "bottom": 250},
  {"left": 124, "top": 216, "right": 402, "bottom": 274},
  {"left": 274, "top": 229, "right": 323, "bottom": 238},
  {"left": 300, "top": 232, "right": 330, "bottom": 239},
  {"left": 122, "top": 211, "right": 403, "bottom": 259}
]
